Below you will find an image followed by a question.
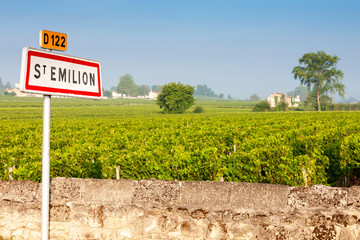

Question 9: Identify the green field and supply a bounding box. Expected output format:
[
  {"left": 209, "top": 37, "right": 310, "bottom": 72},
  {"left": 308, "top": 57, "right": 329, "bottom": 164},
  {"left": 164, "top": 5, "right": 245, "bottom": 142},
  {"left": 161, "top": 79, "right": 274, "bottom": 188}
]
[{"left": 1, "top": 96, "right": 360, "bottom": 186}]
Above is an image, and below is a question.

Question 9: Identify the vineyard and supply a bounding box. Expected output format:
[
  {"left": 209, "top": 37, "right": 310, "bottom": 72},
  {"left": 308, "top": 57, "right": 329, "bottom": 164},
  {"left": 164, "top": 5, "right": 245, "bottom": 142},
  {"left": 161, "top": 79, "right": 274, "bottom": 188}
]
[{"left": 1, "top": 96, "right": 360, "bottom": 186}]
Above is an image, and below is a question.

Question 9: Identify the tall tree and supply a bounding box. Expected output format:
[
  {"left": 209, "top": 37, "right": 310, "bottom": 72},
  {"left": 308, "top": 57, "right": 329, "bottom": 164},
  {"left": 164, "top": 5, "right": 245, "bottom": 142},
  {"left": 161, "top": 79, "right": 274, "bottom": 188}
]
[
  {"left": 305, "top": 89, "right": 332, "bottom": 111},
  {"left": 4, "top": 82, "right": 12, "bottom": 89},
  {"left": 156, "top": 82, "right": 194, "bottom": 114},
  {"left": 250, "top": 94, "right": 261, "bottom": 102},
  {"left": 117, "top": 74, "right": 137, "bottom": 96},
  {"left": 194, "top": 84, "right": 216, "bottom": 98},
  {"left": 292, "top": 51, "right": 345, "bottom": 111},
  {"left": 151, "top": 85, "right": 163, "bottom": 93},
  {"left": 137, "top": 84, "right": 150, "bottom": 96},
  {"left": 287, "top": 86, "right": 309, "bottom": 102},
  {"left": 0, "top": 77, "right": 4, "bottom": 89}
]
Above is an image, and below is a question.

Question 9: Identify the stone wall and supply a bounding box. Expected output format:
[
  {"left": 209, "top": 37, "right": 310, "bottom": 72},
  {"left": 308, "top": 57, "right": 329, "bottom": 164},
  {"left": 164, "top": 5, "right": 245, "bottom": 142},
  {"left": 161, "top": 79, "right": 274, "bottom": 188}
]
[{"left": 1, "top": 178, "right": 360, "bottom": 239}]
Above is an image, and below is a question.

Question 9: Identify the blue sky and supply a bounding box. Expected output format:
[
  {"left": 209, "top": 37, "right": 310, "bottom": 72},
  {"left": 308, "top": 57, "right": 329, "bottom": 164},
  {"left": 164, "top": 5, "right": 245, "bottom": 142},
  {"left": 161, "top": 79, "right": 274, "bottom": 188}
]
[{"left": 1, "top": 0, "right": 359, "bottom": 100}]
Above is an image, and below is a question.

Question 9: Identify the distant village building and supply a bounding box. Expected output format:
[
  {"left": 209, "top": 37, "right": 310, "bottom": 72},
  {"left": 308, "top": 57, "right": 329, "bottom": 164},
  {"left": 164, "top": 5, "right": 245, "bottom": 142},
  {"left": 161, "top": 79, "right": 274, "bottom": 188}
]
[
  {"left": 148, "top": 91, "right": 159, "bottom": 100},
  {"left": 5, "top": 83, "right": 42, "bottom": 97},
  {"left": 111, "top": 90, "right": 159, "bottom": 100},
  {"left": 7, "top": 83, "right": 160, "bottom": 100},
  {"left": 267, "top": 93, "right": 300, "bottom": 108}
]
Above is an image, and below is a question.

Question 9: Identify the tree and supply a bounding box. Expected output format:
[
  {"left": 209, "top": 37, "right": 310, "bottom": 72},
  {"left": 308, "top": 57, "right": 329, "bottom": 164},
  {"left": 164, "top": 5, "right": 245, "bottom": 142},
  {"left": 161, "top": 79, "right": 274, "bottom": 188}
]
[
  {"left": 151, "top": 85, "right": 163, "bottom": 93},
  {"left": 218, "top": 93, "right": 224, "bottom": 99},
  {"left": 0, "top": 77, "right": 4, "bottom": 89},
  {"left": 253, "top": 101, "right": 271, "bottom": 112},
  {"left": 250, "top": 94, "right": 261, "bottom": 102},
  {"left": 4, "top": 81, "right": 12, "bottom": 89},
  {"left": 292, "top": 51, "right": 345, "bottom": 111},
  {"left": 117, "top": 74, "right": 137, "bottom": 96},
  {"left": 137, "top": 84, "right": 150, "bottom": 96},
  {"left": 275, "top": 95, "right": 288, "bottom": 111},
  {"left": 194, "top": 84, "right": 217, "bottom": 98},
  {"left": 287, "top": 86, "right": 309, "bottom": 102},
  {"left": 305, "top": 89, "right": 332, "bottom": 111},
  {"left": 228, "top": 94, "right": 232, "bottom": 100},
  {"left": 155, "top": 85, "right": 163, "bottom": 93},
  {"left": 156, "top": 82, "right": 195, "bottom": 114},
  {"left": 103, "top": 90, "right": 112, "bottom": 98}
]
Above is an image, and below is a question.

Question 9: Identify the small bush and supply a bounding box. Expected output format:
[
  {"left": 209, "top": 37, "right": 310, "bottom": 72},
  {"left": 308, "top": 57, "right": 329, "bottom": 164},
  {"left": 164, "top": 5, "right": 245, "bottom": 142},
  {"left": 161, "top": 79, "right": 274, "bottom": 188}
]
[
  {"left": 193, "top": 105, "right": 204, "bottom": 113},
  {"left": 253, "top": 101, "right": 271, "bottom": 112},
  {"left": 275, "top": 102, "right": 288, "bottom": 111}
]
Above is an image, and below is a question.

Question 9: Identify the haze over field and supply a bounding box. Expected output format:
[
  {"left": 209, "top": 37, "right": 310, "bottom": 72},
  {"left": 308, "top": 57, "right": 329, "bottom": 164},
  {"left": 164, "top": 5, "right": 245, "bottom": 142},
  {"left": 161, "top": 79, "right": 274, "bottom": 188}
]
[{"left": 0, "top": 0, "right": 359, "bottom": 100}]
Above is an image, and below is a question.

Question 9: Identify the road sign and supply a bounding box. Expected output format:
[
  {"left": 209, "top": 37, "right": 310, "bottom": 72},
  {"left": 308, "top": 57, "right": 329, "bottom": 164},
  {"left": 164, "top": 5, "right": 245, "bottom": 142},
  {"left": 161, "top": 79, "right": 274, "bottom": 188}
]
[
  {"left": 20, "top": 47, "right": 102, "bottom": 99},
  {"left": 40, "top": 30, "right": 67, "bottom": 51}
]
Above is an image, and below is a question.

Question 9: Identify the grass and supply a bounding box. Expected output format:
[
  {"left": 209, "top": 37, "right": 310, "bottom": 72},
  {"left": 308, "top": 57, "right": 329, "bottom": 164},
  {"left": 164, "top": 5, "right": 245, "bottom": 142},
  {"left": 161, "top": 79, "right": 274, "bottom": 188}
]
[{"left": 0, "top": 96, "right": 255, "bottom": 120}]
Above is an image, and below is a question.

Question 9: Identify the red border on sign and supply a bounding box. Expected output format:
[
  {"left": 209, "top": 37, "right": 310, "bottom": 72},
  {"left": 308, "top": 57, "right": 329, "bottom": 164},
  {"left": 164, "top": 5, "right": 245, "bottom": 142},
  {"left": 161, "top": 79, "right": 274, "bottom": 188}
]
[{"left": 25, "top": 50, "right": 102, "bottom": 98}]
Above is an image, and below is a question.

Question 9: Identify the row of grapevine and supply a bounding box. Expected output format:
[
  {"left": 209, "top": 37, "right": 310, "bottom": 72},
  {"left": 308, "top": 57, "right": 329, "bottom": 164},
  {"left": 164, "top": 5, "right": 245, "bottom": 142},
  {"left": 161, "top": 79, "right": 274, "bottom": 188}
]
[{"left": 1, "top": 110, "right": 360, "bottom": 186}]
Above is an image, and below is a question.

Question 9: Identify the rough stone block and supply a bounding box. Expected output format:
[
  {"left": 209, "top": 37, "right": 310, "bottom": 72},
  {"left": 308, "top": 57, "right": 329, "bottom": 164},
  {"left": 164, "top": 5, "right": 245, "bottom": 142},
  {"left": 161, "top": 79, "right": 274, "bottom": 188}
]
[
  {"left": 69, "top": 227, "right": 125, "bottom": 240},
  {"left": 103, "top": 216, "right": 128, "bottom": 229},
  {"left": 230, "top": 182, "right": 289, "bottom": 212},
  {"left": 84, "top": 179, "right": 135, "bottom": 205},
  {"left": 288, "top": 185, "right": 348, "bottom": 209},
  {"left": 228, "top": 222, "right": 254, "bottom": 239},
  {"left": 180, "top": 181, "right": 232, "bottom": 211},
  {"left": 157, "top": 215, "right": 178, "bottom": 233},
  {"left": 180, "top": 219, "right": 204, "bottom": 237},
  {"left": 207, "top": 222, "right": 227, "bottom": 239},
  {"left": 1, "top": 201, "right": 41, "bottom": 223},
  {"left": 0, "top": 180, "right": 39, "bottom": 202},
  {"left": 87, "top": 205, "right": 105, "bottom": 227},
  {"left": 348, "top": 186, "right": 360, "bottom": 209},
  {"left": 50, "top": 178, "right": 85, "bottom": 204},
  {"left": 50, "top": 204, "right": 71, "bottom": 222},
  {"left": 133, "top": 180, "right": 180, "bottom": 207}
]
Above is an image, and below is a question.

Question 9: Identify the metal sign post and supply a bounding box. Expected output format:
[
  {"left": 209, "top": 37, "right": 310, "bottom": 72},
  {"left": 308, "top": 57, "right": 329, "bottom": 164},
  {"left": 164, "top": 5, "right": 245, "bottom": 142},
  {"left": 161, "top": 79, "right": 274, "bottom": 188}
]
[
  {"left": 19, "top": 30, "right": 102, "bottom": 240},
  {"left": 41, "top": 94, "right": 51, "bottom": 239}
]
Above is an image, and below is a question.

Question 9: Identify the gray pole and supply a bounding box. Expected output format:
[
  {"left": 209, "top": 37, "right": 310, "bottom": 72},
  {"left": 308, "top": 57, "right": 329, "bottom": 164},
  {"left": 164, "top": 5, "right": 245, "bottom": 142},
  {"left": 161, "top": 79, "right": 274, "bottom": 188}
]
[{"left": 41, "top": 95, "right": 51, "bottom": 239}]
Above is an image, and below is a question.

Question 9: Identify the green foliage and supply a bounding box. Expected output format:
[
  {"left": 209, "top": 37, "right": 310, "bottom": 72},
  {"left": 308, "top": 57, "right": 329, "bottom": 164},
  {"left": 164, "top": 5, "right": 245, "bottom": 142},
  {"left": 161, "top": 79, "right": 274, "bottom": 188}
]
[
  {"left": 275, "top": 101, "right": 288, "bottom": 111},
  {"left": 273, "top": 95, "right": 288, "bottom": 111},
  {"left": 253, "top": 101, "right": 271, "bottom": 112},
  {"left": 194, "top": 84, "right": 217, "bottom": 98},
  {"left": 288, "top": 86, "right": 309, "bottom": 102},
  {"left": 292, "top": 51, "right": 345, "bottom": 111},
  {"left": 4, "top": 82, "right": 12, "bottom": 89},
  {"left": 305, "top": 90, "right": 332, "bottom": 111},
  {"left": 151, "top": 85, "right": 163, "bottom": 93},
  {"left": 138, "top": 84, "right": 150, "bottom": 96},
  {"left": 156, "top": 82, "right": 195, "bottom": 114},
  {"left": 193, "top": 105, "right": 204, "bottom": 113},
  {"left": 117, "top": 74, "right": 137, "bottom": 96},
  {"left": 4, "top": 92, "right": 15, "bottom": 96},
  {"left": 102, "top": 90, "right": 112, "bottom": 98},
  {"left": 250, "top": 94, "right": 261, "bottom": 102},
  {"left": 2, "top": 97, "right": 360, "bottom": 187}
]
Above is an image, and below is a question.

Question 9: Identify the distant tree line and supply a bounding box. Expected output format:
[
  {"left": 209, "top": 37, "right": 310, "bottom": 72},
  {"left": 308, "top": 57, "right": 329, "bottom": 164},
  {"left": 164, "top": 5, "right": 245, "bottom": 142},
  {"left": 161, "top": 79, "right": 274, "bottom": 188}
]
[
  {"left": 0, "top": 77, "right": 13, "bottom": 95},
  {"left": 116, "top": 74, "right": 151, "bottom": 97},
  {"left": 114, "top": 76, "right": 230, "bottom": 100},
  {"left": 194, "top": 84, "right": 226, "bottom": 99}
]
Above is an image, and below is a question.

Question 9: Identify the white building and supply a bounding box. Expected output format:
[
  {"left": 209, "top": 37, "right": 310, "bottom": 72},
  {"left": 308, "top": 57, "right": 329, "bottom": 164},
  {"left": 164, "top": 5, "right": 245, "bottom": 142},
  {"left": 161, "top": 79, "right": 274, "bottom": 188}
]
[
  {"left": 147, "top": 91, "right": 159, "bottom": 100},
  {"left": 267, "top": 93, "right": 300, "bottom": 108},
  {"left": 5, "top": 83, "right": 42, "bottom": 97},
  {"left": 111, "top": 90, "right": 159, "bottom": 100}
]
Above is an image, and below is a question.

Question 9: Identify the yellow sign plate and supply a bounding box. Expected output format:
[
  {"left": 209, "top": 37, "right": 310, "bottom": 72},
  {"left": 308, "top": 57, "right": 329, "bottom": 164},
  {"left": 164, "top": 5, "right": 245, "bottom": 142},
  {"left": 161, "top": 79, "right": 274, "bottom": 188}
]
[{"left": 39, "top": 30, "right": 67, "bottom": 51}]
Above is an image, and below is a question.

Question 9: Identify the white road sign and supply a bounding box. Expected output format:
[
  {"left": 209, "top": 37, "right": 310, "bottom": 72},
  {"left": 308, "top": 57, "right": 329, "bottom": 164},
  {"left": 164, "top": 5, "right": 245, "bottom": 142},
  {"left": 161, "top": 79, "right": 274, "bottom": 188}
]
[{"left": 20, "top": 47, "right": 102, "bottom": 99}]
